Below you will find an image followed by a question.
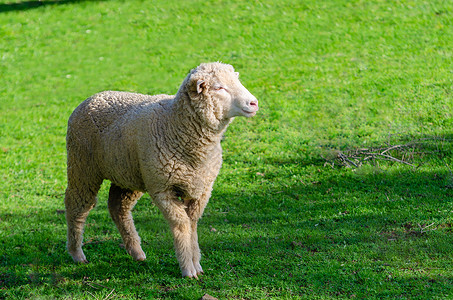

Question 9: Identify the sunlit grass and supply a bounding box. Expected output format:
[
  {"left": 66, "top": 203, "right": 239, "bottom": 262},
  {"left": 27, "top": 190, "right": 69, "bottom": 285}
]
[{"left": 1, "top": 0, "right": 452, "bottom": 298}]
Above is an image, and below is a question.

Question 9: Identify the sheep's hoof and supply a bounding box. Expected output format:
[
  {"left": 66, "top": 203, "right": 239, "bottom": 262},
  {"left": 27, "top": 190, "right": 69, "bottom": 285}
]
[
  {"left": 129, "top": 247, "right": 146, "bottom": 261},
  {"left": 194, "top": 262, "right": 203, "bottom": 275},
  {"left": 74, "top": 258, "right": 89, "bottom": 264},
  {"left": 182, "top": 268, "right": 199, "bottom": 279},
  {"left": 135, "top": 255, "right": 146, "bottom": 262},
  {"left": 78, "top": 259, "right": 89, "bottom": 264},
  {"left": 184, "top": 274, "right": 199, "bottom": 280},
  {"left": 69, "top": 250, "right": 88, "bottom": 264}
]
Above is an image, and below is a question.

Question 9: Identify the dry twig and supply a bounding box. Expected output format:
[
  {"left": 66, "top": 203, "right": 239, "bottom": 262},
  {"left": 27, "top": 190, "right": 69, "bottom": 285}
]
[{"left": 321, "top": 137, "right": 452, "bottom": 169}]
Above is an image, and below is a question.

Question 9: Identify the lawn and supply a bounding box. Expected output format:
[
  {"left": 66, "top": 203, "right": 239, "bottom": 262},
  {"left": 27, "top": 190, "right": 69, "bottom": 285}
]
[{"left": 1, "top": 0, "right": 452, "bottom": 299}]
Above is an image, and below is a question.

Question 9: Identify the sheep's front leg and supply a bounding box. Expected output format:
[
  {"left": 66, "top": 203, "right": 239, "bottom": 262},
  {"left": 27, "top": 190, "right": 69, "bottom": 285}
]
[
  {"left": 154, "top": 192, "right": 197, "bottom": 278},
  {"left": 185, "top": 192, "right": 211, "bottom": 276},
  {"left": 190, "top": 220, "right": 203, "bottom": 275}
]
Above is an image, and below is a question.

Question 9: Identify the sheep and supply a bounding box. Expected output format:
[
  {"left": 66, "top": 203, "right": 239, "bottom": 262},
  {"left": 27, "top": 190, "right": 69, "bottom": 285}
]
[{"left": 64, "top": 62, "right": 259, "bottom": 278}]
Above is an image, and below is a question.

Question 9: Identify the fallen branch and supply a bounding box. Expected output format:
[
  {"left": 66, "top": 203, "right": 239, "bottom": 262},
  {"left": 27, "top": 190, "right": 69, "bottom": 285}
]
[
  {"left": 418, "top": 223, "right": 436, "bottom": 234},
  {"left": 321, "top": 136, "right": 452, "bottom": 169}
]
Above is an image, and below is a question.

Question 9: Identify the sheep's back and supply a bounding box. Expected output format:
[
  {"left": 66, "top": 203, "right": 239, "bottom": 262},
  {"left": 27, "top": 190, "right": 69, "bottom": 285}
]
[
  {"left": 67, "top": 91, "right": 174, "bottom": 190},
  {"left": 78, "top": 91, "right": 170, "bottom": 132}
]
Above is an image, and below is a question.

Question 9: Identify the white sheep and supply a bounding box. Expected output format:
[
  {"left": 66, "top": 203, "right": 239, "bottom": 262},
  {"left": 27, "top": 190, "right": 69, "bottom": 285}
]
[{"left": 64, "top": 62, "right": 259, "bottom": 278}]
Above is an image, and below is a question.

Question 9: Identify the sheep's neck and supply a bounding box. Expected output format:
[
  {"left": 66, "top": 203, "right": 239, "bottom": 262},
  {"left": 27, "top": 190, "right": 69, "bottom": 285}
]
[{"left": 169, "top": 96, "right": 230, "bottom": 164}]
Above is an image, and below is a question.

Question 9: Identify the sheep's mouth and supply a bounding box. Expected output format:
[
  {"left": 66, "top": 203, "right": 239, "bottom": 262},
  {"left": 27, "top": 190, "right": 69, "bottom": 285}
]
[{"left": 242, "top": 109, "right": 257, "bottom": 117}]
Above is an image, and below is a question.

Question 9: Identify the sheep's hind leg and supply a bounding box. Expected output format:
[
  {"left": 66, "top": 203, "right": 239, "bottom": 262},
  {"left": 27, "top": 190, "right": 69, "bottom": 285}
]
[
  {"left": 65, "top": 181, "right": 101, "bottom": 263},
  {"left": 154, "top": 191, "right": 197, "bottom": 278},
  {"left": 108, "top": 183, "right": 145, "bottom": 261}
]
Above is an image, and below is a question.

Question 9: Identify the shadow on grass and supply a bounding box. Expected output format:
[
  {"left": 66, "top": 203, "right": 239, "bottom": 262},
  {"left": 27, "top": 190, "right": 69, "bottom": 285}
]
[
  {"left": 211, "top": 152, "right": 453, "bottom": 234},
  {"left": 198, "top": 166, "right": 453, "bottom": 298},
  {"left": 2, "top": 167, "right": 453, "bottom": 298},
  {"left": 1, "top": 134, "right": 452, "bottom": 298},
  {"left": 0, "top": 0, "right": 105, "bottom": 13}
]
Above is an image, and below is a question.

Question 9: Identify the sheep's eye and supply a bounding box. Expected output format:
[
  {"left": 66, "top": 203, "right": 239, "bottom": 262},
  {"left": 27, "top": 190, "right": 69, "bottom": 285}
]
[{"left": 215, "top": 86, "right": 225, "bottom": 91}]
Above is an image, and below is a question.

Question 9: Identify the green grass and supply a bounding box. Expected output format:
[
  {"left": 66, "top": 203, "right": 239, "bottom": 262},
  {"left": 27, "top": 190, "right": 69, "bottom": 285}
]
[{"left": 1, "top": 0, "right": 453, "bottom": 298}]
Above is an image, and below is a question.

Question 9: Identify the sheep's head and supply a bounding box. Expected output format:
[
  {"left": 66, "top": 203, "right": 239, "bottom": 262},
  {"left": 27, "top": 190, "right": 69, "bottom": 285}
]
[{"left": 182, "top": 62, "right": 259, "bottom": 128}]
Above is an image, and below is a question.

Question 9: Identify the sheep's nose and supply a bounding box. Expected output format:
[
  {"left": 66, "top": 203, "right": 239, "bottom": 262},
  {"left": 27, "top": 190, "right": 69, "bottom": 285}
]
[{"left": 250, "top": 99, "right": 258, "bottom": 108}]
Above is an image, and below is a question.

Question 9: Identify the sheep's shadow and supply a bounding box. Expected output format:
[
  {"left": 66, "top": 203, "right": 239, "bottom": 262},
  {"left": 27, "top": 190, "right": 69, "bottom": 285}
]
[{"left": 0, "top": 0, "right": 105, "bottom": 13}]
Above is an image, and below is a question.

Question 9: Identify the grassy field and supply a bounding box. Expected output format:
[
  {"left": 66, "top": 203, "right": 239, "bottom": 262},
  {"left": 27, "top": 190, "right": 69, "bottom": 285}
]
[{"left": 1, "top": 0, "right": 452, "bottom": 299}]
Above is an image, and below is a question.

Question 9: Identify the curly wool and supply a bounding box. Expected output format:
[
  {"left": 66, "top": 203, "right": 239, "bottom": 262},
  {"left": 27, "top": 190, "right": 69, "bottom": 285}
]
[{"left": 68, "top": 70, "right": 228, "bottom": 193}]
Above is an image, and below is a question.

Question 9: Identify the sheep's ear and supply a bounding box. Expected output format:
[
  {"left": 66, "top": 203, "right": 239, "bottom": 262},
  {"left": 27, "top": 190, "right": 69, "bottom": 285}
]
[{"left": 196, "top": 80, "right": 206, "bottom": 94}]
